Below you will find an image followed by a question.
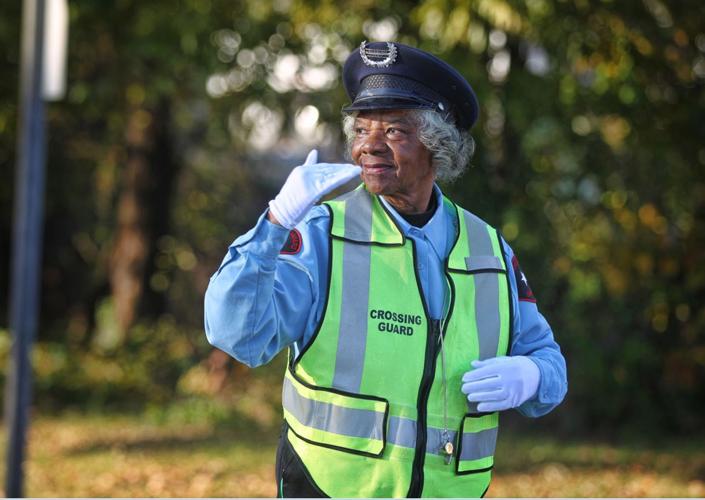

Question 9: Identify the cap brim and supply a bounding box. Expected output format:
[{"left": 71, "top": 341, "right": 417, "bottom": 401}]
[{"left": 342, "top": 96, "right": 437, "bottom": 114}]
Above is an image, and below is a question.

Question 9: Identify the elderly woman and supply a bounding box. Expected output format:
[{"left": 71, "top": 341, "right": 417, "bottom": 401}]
[{"left": 204, "top": 42, "right": 567, "bottom": 498}]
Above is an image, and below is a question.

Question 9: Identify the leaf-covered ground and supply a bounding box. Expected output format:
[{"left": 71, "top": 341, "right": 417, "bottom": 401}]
[{"left": 1, "top": 412, "right": 704, "bottom": 497}]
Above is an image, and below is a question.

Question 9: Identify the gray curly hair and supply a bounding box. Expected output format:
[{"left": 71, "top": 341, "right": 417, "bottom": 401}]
[{"left": 342, "top": 109, "right": 475, "bottom": 183}]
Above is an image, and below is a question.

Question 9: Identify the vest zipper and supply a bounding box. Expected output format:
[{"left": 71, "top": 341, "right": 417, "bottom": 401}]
[
  {"left": 407, "top": 247, "right": 456, "bottom": 497},
  {"left": 439, "top": 269, "right": 457, "bottom": 465},
  {"left": 407, "top": 317, "right": 439, "bottom": 498}
]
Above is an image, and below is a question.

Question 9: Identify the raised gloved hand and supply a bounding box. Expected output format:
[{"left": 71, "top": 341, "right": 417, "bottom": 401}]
[
  {"left": 268, "top": 149, "right": 361, "bottom": 229},
  {"left": 461, "top": 356, "right": 540, "bottom": 412}
]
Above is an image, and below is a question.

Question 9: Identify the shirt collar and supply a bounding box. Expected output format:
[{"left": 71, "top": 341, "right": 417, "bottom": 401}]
[{"left": 378, "top": 184, "right": 450, "bottom": 259}]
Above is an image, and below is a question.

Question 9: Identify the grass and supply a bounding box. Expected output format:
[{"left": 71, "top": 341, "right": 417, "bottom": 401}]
[
  {"left": 1, "top": 410, "right": 280, "bottom": 497},
  {"left": 1, "top": 409, "right": 704, "bottom": 497},
  {"left": 490, "top": 432, "right": 705, "bottom": 497}
]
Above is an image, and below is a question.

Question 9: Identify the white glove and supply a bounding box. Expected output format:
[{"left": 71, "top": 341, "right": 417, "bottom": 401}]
[
  {"left": 461, "top": 356, "right": 540, "bottom": 412},
  {"left": 268, "top": 149, "right": 361, "bottom": 229}
]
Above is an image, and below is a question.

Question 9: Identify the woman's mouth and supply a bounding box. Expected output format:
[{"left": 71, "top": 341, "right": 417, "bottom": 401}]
[{"left": 362, "top": 163, "right": 394, "bottom": 174}]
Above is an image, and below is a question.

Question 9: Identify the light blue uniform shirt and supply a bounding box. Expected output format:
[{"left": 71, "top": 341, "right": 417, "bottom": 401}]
[{"left": 205, "top": 185, "right": 567, "bottom": 417}]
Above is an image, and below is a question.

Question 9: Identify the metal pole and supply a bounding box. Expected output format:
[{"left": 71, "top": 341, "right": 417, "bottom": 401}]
[{"left": 4, "top": 0, "right": 47, "bottom": 496}]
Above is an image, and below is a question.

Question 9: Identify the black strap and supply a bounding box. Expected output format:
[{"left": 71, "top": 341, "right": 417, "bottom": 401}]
[{"left": 276, "top": 421, "right": 328, "bottom": 498}]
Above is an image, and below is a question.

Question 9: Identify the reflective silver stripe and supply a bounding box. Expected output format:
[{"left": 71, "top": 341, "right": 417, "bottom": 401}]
[
  {"left": 387, "top": 417, "right": 462, "bottom": 456},
  {"left": 464, "top": 212, "right": 501, "bottom": 361},
  {"left": 332, "top": 242, "right": 371, "bottom": 392},
  {"left": 465, "top": 212, "right": 494, "bottom": 256},
  {"left": 387, "top": 415, "right": 416, "bottom": 448},
  {"left": 465, "top": 255, "right": 504, "bottom": 272},
  {"left": 283, "top": 377, "right": 385, "bottom": 440},
  {"left": 340, "top": 187, "right": 373, "bottom": 241},
  {"left": 332, "top": 193, "right": 373, "bottom": 393},
  {"left": 459, "top": 427, "right": 498, "bottom": 461},
  {"left": 474, "top": 273, "right": 501, "bottom": 360},
  {"left": 426, "top": 427, "right": 458, "bottom": 455}
]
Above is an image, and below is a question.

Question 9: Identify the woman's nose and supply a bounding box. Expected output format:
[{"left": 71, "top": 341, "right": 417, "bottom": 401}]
[{"left": 361, "top": 129, "right": 389, "bottom": 155}]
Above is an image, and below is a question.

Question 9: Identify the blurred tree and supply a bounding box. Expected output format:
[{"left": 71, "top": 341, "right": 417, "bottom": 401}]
[
  {"left": 399, "top": 0, "right": 705, "bottom": 433},
  {"left": 0, "top": 0, "right": 703, "bottom": 434},
  {"left": 0, "top": 0, "right": 22, "bottom": 327}
]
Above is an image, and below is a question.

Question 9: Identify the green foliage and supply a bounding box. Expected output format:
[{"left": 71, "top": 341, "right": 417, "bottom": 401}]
[
  {"left": 1, "top": 319, "right": 211, "bottom": 411},
  {"left": 414, "top": 0, "right": 705, "bottom": 434},
  {"left": 1, "top": 0, "right": 704, "bottom": 435}
]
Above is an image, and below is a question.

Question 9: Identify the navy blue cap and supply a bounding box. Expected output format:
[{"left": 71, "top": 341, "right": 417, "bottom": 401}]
[{"left": 342, "top": 41, "right": 479, "bottom": 130}]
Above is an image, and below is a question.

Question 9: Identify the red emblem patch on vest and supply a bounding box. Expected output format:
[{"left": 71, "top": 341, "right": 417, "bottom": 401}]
[
  {"left": 512, "top": 255, "right": 536, "bottom": 303},
  {"left": 280, "top": 229, "right": 303, "bottom": 255}
]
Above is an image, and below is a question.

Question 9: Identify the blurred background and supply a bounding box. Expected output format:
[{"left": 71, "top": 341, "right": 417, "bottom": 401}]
[{"left": 1, "top": 0, "right": 704, "bottom": 496}]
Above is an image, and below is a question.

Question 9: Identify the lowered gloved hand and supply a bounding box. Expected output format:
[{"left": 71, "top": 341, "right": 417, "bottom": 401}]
[
  {"left": 268, "top": 149, "right": 361, "bottom": 229},
  {"left": 461, "top": 356, "right": 540, "bottom": 412}
]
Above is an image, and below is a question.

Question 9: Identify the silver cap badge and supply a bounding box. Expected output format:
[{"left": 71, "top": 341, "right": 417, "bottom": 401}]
[{"left": 359, "top": 41, "right": 398, "bottom": 68}]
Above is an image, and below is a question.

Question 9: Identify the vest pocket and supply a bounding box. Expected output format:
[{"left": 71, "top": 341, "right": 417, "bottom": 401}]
[
  {"left": 282, "top": 370, "right": 389, "bottom": 457},
  {"left": 455, "top": 413, "right": 499, "bottom": 475}
]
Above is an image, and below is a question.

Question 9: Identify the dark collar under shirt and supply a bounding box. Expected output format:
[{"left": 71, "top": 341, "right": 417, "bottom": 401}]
[{"left": 398, "top": 194, "right": 438, "bottom": 228}]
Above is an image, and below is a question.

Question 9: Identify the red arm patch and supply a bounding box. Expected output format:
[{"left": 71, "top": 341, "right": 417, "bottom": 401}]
[
  {"left": 512, "top": 255, "right": 536, "bottom": 303},
  {"left": 280, "top": 229, "right": 303, "bottom": 255}
]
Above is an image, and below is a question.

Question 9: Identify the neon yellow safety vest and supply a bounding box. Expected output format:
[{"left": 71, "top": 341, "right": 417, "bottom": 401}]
[{"left": 282, "top": 185, "right": 512, "bottom": 497}]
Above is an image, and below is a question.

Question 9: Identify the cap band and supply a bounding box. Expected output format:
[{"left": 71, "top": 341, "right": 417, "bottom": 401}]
[{"left": 344, "top": 74, "right": 452, "bottom": 117}]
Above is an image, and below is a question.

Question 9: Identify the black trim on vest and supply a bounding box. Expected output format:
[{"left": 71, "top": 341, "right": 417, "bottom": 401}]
[
  {"left": 496, "top": 229, "right": 514, "bottom": 356},
  {"left": 457, "top": 465, "right": 495, "bottom": 476},
  {"left": 465, "top": 411, "right": 494, "bottom": 418},
  {"left": 287, "top": 347, "right": 295, "bottom": 369},
  {"left": 287, "top": 365, "right": 389, "bottom": 404},
  {"left": 407, "top": 239, "right": 438, "bottom": 498},
  {"left": 448, "top": 268, "right": 508, "bottom": 276},
  {"left": 324, "top": 189, "right": 407, "bottom": 247},
  {"left": 286, "top": 417, "right": 388, "bottom": 459},
  {"left": 454, "top": 412, "right": 496, "bottom": 476},
  {"left": 442, "top": 199, "right": 459, "bottom": 345},
  {"left": 293, "top": 205, "right": 335, "bottom": 366},
  {"left": 377, "top": 194, "right": 408, "bottom": 245},
  {"left": 331, "top": 234, "right": 402, "bottom": 248},
  {"left": 442, "top": 269, "right": 457, "bottom": 344},
  {"left": 447, "top": 197, "right": 462, "bottom": 252}
]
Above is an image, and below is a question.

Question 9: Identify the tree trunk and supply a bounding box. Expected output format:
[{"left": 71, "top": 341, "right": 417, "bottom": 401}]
[{"left": 109, "top": 97, "right": 177, "bottom": 333}]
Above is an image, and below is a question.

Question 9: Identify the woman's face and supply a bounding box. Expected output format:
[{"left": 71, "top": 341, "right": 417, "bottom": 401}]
[{"left": 350, "top": 109, "right": 434, "bottom": 206}]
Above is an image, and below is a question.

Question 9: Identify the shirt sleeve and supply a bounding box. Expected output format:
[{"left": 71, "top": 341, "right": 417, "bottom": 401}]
[
  {"left": 203, "top": 209, "right": 325, "bottom": 368},
  {"left": 502, "top": 240, "right": 568, "bottom": 418}
]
